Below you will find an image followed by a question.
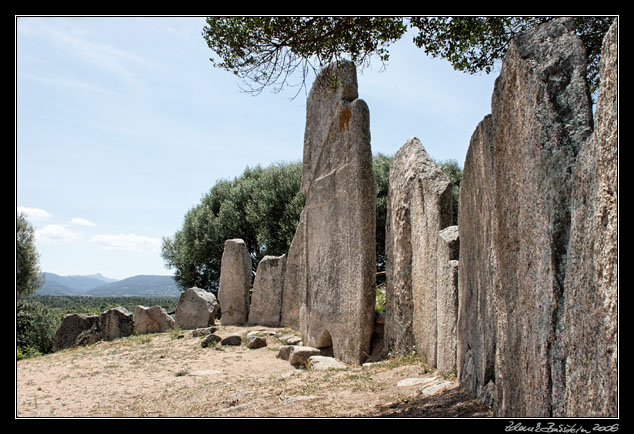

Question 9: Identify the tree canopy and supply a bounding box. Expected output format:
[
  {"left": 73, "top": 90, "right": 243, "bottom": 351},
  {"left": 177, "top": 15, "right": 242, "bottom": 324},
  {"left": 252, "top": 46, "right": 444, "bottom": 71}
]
[
  {"left": 16, "top": 212, "right": 43, "bottom": 300},
  {"left": 161, "top": 161, "right": 305, "bottom": 293},
  {"left": 162, "top": 156, "right": 461, "bottom": 292},
  {"left": 202, "top": 16, "right": 615, "bottom": 97}
]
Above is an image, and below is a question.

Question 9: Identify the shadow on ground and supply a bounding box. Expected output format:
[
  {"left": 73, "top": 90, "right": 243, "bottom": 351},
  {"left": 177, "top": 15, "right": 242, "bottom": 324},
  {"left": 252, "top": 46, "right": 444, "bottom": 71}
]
[{"left": 363, "top": 385, "right": 493, "bottom": 418}]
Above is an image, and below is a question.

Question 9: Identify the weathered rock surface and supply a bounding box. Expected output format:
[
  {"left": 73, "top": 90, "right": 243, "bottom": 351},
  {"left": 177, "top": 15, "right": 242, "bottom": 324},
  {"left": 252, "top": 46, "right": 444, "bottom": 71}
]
[
  {"left": 281, "top": 210, "right": 306, "bottom": 330},
  {"left": 220, "top": 334, "right": 242, "bottom": 346},
  {"left": 53, "top": 313, "right": 102, "bottom": 350},
  {"left": 218, "top": 239, "right": 252, "bottom": 326},
  {"left": 201, "top": 333, "right": 221, "bottom": 348},
  {"left": 245, "top": 335, "right": 267, "bottom": 349},
  {"left": 292, "top": 61, "right": 376, "bottom": 365},
  {"left": 457, "top": 115, "right": 498, "bottom": 409},
  {"left": 384, "top": 140, "right": 418, "bottom": 356},
  {"left": 100, "top": 306, "right": 134, "bottom": 341},
  {"left": 456, "top": 18, "right": 619, "bottom": 418},
  {"left": 133, "top": 305, "right": 175, "bottom": 334},
  {"left": 288, "top": 345, "right": 322, "bottom": 368},
  {"left": 436, "top": 226, "right": 459, "bottom": 374},
  {"left": 175, "top": 287, "right": 219, "bottom": 330},
  {"left": 73, "top": 322, "right": 103, "bottom": 347},
  {"left": 384, "top": 137, "right": 453, "bottom": 367},
  {"left": 278, "top": 345, "right": 294, "bottom": 361},
  {"left": 248, "top": 255, "right": 286, "bottom": 327},
  {"left": 278, "top": 334, "right": 302, "bottom": 346},
  {"left": 418, "top": 377, "right": 455, "bottom": 396},
  {"left": 396, "top": 377, "right": 427, "bottom": 388},
  {"left": 308, "top": 355, "right": 347, "bottom": 370},
  {"left": 192, "top": 326, "right": 217, "bottom": 338},
  {"left": 562, "top": 20, "right": 618, "bottom": 418},
  {"left": 490, "top": 18, "right": 593, "bottom": 417}
]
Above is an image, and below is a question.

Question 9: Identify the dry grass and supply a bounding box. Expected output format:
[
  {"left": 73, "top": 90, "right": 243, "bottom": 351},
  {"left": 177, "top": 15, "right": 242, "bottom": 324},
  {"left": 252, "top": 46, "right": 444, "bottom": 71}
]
[{"left": 16, "top": 324, "right": 492, "bottom": 418}]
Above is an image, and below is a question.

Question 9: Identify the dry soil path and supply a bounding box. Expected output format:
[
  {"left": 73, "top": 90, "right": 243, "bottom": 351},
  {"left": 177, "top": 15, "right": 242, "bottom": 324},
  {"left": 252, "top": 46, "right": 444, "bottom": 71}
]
[{"left": 16, "top": 325, "right": 492, "bottom": 418}]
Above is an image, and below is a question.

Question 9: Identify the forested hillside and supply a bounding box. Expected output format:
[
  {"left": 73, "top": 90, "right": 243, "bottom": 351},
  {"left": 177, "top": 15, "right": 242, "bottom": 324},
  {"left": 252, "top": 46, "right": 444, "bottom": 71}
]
[
  {"left": 37, "top": 274, "right": 180, "bottom": 297},
  {"left": 86, "top": 275, "right": 180, "bottom": 297},
  {"left": 31, "top": 295, "right": 179, "bottom": 317}
]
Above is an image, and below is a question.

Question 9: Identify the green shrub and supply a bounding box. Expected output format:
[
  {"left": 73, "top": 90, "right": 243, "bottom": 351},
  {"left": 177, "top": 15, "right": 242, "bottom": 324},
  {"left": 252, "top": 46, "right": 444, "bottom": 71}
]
[
  {"left": 16, "top": 300, "right": 59, "bottom": 357},
  {"left": 17, "top": 346, "right": 41, "bottom": 360}
]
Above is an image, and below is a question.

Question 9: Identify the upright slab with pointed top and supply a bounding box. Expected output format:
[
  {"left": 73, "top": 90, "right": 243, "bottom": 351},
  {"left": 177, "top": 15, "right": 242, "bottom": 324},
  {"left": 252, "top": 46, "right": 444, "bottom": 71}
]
[{"left": 288, "top": 61, "right": 376, "bottom": 365}]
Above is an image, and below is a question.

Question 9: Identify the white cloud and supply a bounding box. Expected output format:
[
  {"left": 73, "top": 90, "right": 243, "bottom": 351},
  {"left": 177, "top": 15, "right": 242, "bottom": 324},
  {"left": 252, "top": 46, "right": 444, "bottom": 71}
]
[
  {"left": 90, "top": 233, "right": 161, "bottom": 252},
  {"left": 35, "top": 224, "right": 81, "bottom": 243},
  {"left": 17, "top": 206, "right": 51, "bottom": 221},
  {"left": 70, "top": 217, "right": 96, "bottom": 227}
]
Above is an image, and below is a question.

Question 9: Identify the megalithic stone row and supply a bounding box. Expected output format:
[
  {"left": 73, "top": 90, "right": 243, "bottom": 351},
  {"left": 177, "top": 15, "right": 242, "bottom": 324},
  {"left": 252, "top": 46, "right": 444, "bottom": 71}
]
[
  {"left": 384, "top": 137, "right": 453, "bottom": 368},
  {"left": 457, "top": 115, "right": 498, "bottom": 409},
  {"left": 490, "top": 17, "right": 594, "bottom": 417},
  {"left": 100, "top": 306, "right": 134, "bottom": 341},
  {"left": 457, "top": 18, "right": 599, "bottom": 417},
  {"left": 134, "top": 305, "right": 175, "bottom": 334},
  {"left": 53, "top": 313, "right": 102, "bottom": 350},
  {"left": 436, "top": 225, "right": 459, "bottom": 375},
  {"left": 218, "top": 238, "right": 252, "bottom": 326},
  {"left": 248, "top": 254, "right": 287, "bottom": 327},
  {"left": 175, "top": 287, "right": 219, "bottom": 330},
  {"left": 280, "top": 210, "right": 306, "bottom": 330},
  {"left": 562, "top": 19, "right": 618, "bottom": 418},
  {"left": 285, "top": 60, "right": 376, "bottom": 366}
]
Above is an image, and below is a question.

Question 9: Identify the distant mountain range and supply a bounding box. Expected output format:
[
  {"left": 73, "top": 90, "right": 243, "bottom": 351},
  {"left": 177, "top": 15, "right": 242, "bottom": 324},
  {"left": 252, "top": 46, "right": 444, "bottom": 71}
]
[{"left": 37, "top": 272, "right": 181, "bottom": 297}]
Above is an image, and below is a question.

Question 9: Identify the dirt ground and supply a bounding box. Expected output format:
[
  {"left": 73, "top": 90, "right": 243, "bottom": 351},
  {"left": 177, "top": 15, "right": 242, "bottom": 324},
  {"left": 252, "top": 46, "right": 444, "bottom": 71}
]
[{"left": 15, "top": 324, "right": 493, "bottom": 418}]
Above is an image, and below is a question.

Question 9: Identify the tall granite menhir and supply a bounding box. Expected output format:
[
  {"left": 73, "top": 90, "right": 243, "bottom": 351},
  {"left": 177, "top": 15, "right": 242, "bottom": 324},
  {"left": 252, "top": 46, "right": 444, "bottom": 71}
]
[
  {"left": 563, "top": 20, "right": 618, "bottom": 418},
  {"left": 491, "top": 18, "right": 594, "bottom": 417},
  {"left": 248, "top": 254, "right": 287, "bottom": 327},
  {"left": 458, "top": 18, "right": 601, "bottom": 417},
  {"left": 384, "top": 137, "right": 453, "bottom": 369},
  {"left": 284, "top": 61, "right": 376, "bottom": 365},
  {"left": 436, "top": 225, "right": 459, "bottom": 374},
  {"left": 457, "top": 115, "right": 498, "bottom": 409},
  {"left": 218, "top": 238, "right": 252, "bottom": 326}
]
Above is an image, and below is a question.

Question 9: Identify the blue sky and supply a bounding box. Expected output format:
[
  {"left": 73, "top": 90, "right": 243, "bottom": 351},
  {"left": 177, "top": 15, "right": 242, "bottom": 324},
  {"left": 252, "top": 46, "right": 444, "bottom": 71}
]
[{"left": 16, "top": 16, "right": 498, "bottom": 280}]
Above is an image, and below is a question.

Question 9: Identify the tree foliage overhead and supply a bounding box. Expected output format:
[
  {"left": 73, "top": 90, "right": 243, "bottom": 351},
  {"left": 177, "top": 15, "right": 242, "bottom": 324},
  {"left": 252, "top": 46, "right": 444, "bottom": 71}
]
[
  {"left": 202, "top": 16, "right": 615, "bottom": 97},
  {"left": 410, "top": 16, "right": 615, "bottom": 95},
  {"left": 203, "top": 17, "right": 407, "bottom": 96}
]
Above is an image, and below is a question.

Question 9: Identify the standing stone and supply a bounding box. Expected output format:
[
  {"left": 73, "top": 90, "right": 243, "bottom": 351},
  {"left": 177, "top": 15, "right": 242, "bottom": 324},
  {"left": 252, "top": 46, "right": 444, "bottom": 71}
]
[
  {"left": 218, "top": 238, "right": 252, "bottom": 326},
  {"left": 562, "top": 20, "right": 618, "bottom": 418},
  {"left": 133, "top": 305, "right": 175, "bottom": 334},
  {"left": 280, "top": 210, "right": 306, "bottom": 330},
  {"left": 491, "top": 18, "right": 593, "bottom": 417},
  {"left": 100, "top": 306, "right": 134, "bottom": 341},
  {"left": 436, "top": 226, "right": 459, "bottom": 374},
  {"left": 457, "top": 115, "right": 498, "bottom": 409},
  {"left": 384, "top": 141, "right": 417, "bottom": 356},
  {"left": 53, "top": 313, "right": 102, "bottom": 350},
  {"left": 294, "top": 61, "right": 376, "bottom": 365},
  {"left": 175, "top": 287, "right": 219, "bottom": 330},
  {"left": 248, "top": 255, "right": 287, "bottom": 327},
  {"left": 73, "top": 322, "right": 103, "bottom": 347},
  {"left": 410, "top": 143, "right": 453, "bottom": 369},
  {"left": 385, "top": 137, "right": 453, "bottom": 367}
]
